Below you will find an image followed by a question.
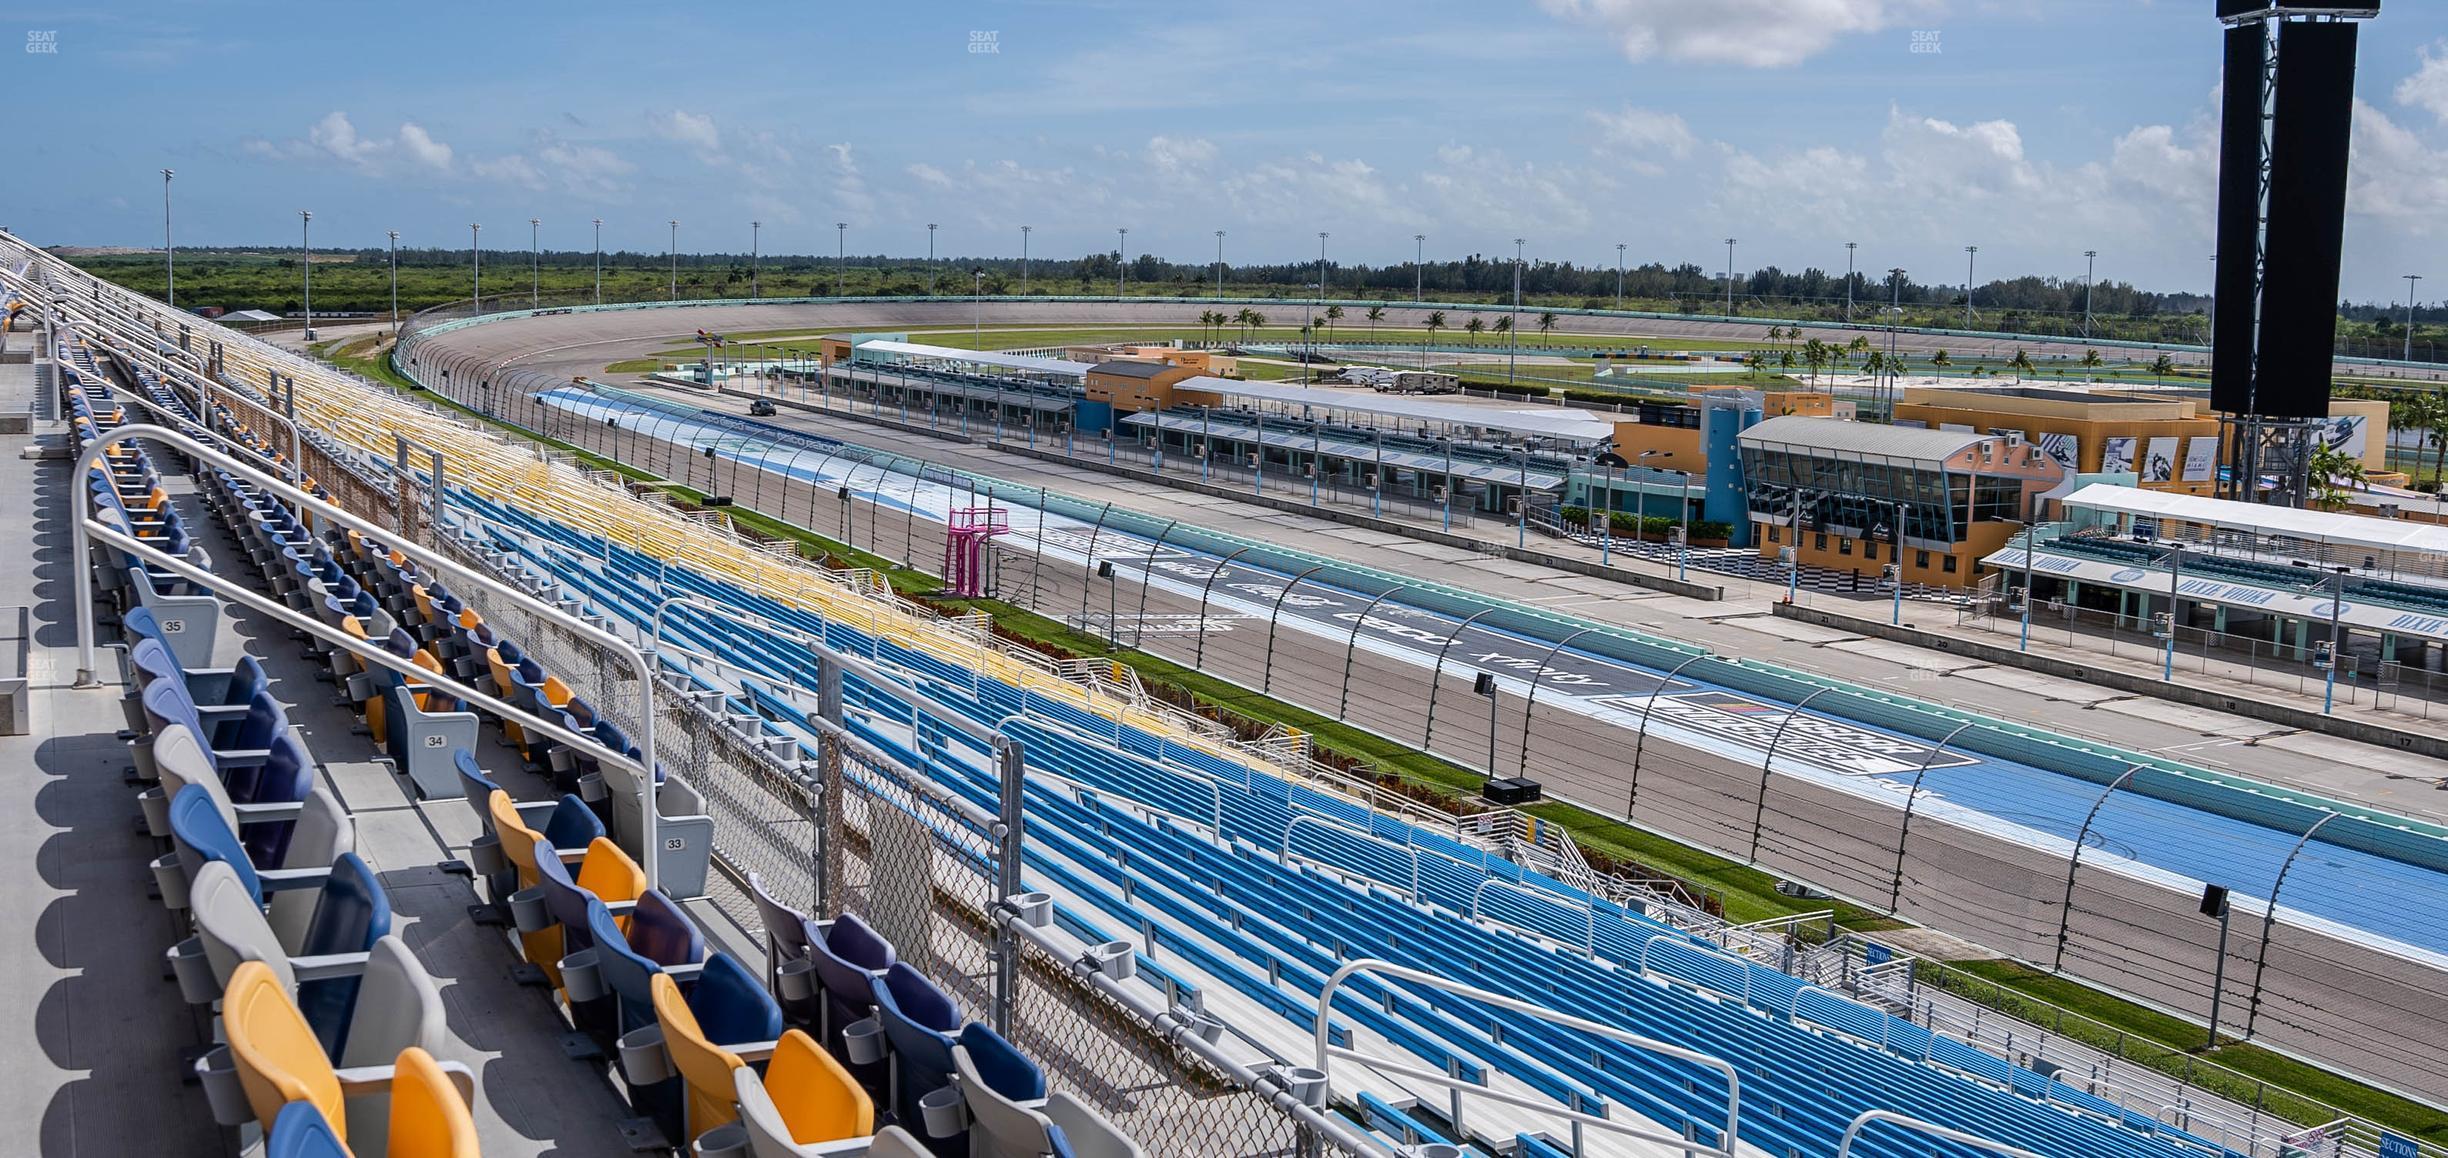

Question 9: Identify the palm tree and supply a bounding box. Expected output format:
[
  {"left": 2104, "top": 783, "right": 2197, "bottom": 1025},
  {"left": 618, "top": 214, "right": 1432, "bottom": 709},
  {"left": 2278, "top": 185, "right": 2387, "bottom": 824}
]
[
  {"left": 1245, "top": 309, "right": 1266, "bottom": 339},
  {"left": 1777, "top": 347, "right": 1797, "bottom": 376},
  {"left": 2309, "top": 439, "right": 2366, "bottom": 511},
  {"left": 1324, "top": 304, "right": 1344, "bottom": 341},
  {"left": 1232, "top": 307, "right": 1256, "bottom": 342},
  {"left": 2150, "top": 353, "right": 2176, "bottom": 384},
  {"left": 1847, "top": 335, "right": 1871, "bottom": 361},
  {"left": 1425, "top": 310, "right": 1448, "bottom": 343},
  {"left": 1537, "top": 311, "right": 1558, "bottom": 340},
  {"left": 1366, "top": 305, "right": 1385, "bottom": 336},
  {"left": 1745, "top": 352, "right": 1768, "bottom": 375},
  {"left": 2080, "top": 349, "right": 2104, "bottom": 379},
  {"left": 1930, "top": 350, "right": 1953, "bottom": 377},
  {"left": 2008, "top": 349, "right": 2035, "bottom": 381},
  {"left": 1493, "top": 315, "right": 1513, "bottom": 337},
  {"left": 1464, "top": 316, "right": 1486, "bottom": 345},
  {"left": 1802, "top": 338, "right": 1830, "bottom": 388}
]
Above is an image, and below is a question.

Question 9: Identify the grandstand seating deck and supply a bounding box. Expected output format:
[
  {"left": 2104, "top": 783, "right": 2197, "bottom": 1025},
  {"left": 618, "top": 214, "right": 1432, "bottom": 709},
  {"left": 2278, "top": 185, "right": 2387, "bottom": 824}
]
[
  {"left": 2051, "top": 532, "right": 2448, "bottom": 615},
  {"left": 0, "top": 242, "right": 2302, "bottom": 1158}
]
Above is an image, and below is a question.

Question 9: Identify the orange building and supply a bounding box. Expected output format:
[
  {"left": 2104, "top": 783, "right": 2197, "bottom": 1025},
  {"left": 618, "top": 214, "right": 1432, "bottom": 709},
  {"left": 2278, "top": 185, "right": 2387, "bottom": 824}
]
[{"left": 1891, "top": 385, "right": 2223, "bottom": 494}]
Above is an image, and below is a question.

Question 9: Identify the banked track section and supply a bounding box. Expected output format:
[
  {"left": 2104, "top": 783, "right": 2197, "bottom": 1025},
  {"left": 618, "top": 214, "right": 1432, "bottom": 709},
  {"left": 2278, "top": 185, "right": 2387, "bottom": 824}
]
[{"left": 392, "top": 298, "right": 2448, "bottom": 1105}]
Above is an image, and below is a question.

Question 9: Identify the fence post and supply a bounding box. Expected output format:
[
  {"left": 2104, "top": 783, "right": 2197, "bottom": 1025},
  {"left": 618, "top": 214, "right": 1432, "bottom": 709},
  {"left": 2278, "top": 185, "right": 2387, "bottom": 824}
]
[
  {"left": 1748, "top": 687, "right": 1833, "bottom": 862},
  {"left": 816, "top": 655, "right": 845, "bottom": 920},
  {"left": 1423, "top": 608, "right": 1501, "bottom": 754},
  {"left": 1889, "top": 721, "right": 1978, "bottom": 912},
  {"left": 1338, "top": 587, "right": 1406, "bottom": 719},
  {"left": 993, "top": 736, "right": 1026, "bottom": 1037},
  {"left": 2240, "top": 811, "right": 2340, "bottom": 1039},
  {"left": 1260, "top": 565, "right": 1329, "bottom": 695},
  {"left": 1629, "top": 652, "right": 1712, "bottom": 819},
  {"left": 2051, "top": 764, "right": 2145, "bottom": 971},
  {"left": 1517, "top": 627, "right": 1600, "bottom": 778}
]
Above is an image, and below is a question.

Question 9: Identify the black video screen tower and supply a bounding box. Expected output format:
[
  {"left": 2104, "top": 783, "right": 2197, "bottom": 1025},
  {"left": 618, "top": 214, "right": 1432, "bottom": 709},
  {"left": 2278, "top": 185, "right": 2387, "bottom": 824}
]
[{"left": 2209, "top": 9, "right": 2368, "bottom": 420}]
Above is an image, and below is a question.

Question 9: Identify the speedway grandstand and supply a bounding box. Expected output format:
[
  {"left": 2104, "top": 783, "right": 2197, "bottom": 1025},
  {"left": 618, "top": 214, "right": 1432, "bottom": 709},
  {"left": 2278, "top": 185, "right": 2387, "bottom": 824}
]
[{"left": 2, "top": 230, "right": 2436, "bottom": 1158}]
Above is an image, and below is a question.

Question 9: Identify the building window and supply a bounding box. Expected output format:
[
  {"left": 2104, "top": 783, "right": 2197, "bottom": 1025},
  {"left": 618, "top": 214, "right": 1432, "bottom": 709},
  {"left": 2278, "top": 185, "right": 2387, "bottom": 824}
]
[
  {"left": 1865, "top": 541, "right": 1879, "bottom": 561},
  {"left": 1767, "top": 526, "right": 1780, "bottom": 544},
  {"left": 1942, "top": 554, "right": 1959, "bottom": 574},
  {"left": 1839, "top": 538, "right": 1853, "bottom": 556},
  {"left": 1916, "top": 550, "right": 1931, "bottom": 569},
  {"left": 1813, "top": 533, "right": 1827, "bottom": 551}
]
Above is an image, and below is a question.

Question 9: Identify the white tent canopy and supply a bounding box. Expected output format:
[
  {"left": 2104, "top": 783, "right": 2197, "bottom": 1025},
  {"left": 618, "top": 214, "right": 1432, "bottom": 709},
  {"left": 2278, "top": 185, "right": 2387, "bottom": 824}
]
[
  {"left": 851, "top": 339, "right": 1093, "bottom": 377},
  {"left": 1177, "top": 376, "right": 1617, "bottom": 443},
  {"left": 2064, "top": 483, "right": 2448, "bottom": 559}
]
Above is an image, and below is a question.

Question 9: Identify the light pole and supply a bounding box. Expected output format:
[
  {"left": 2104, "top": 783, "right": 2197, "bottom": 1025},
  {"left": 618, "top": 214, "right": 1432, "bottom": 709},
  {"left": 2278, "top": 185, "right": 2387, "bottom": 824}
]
[
  {"left": 835, "top": 222, "right": 847, "bottom": 297},
  {"left": 1724, "top": 238, "right": 1737, "bottom": 315},
  {"left": 2203, "top": 884, "right": 2233, "bottom": 1050},
  {"left": 1964, "top": 246, "right": 1978, "bottom": 327},
  {"left": 592, "top": 218, "right": 603, "bottom": 304},
  {"left": 529, "top": 217, "right": 541, "bottom": 308},
  {"left": 2323, "top": 566, "right": 2350, "bottom": 713},
  {"left": 1615, "top": 242, "right": 1626, "bottom": 308},
  {"left": 470, "top": 223, "right": 481, "bottom": 310},
  {"left": 1845, "top": 242, "right": 1858, "bottom": 323},
  {"left": 973, "top": 267, "right": 983, "bottom": 350},
  {"left": 1634, "top": 450, "right": 1671, "bottom": 554},
  {"left": 386, "top": 230, "right": 399, "bottom": 327},
  {"left": 2161, "top": 544, "right": 2185, "bottom": 681},
  {"left": 1020, "top": 225, "right": 1032, "bottom": 293},
  {"left": 926, "top": 223, "right": 937, "bottom": 295},
  {"left": 1677, "top": 470, "right": 1695, "bottom": 581},
  {"left": 1886, "top": 268, "right": 1907, "bottom": 412},
  {"left": 751, "top": 221, "right": 761, "bottom": 298},
  {"left": 2020, "top": 491, "right": 2041, "bottom": 651},
  {"left": 161, "top": 169, "right": 175, "bottom": 309},
  {"left": 1310, "top": 231, "right": 1328, "bottom": 384},
  {"left": 2083, "top": 250, "right": 2099, "bottom": 340},
  {"left": 1414, "top": 234, "right": 1426, "bottom": 303},
  {"left": 299, "top": 210, "right": 314, "bottom": 341},
  {"left": 1509, "top": 238, "right": 1524, "bottom": 388},
  {"left": 1213, "top": 230, "right": 1225, "bottom": 296},
  {"left": 1116, "top": 227, "right": 1128, "bottom": 297},
  {"left": 2406, "top": 274, "right": 2426, "bottom": 363}
]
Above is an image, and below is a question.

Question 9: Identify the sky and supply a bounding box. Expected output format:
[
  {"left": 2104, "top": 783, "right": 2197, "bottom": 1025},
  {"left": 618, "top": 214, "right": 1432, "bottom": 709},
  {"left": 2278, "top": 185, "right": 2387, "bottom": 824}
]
[{"left": 8, "top": 0, "right": 2448, "bottom": 306}]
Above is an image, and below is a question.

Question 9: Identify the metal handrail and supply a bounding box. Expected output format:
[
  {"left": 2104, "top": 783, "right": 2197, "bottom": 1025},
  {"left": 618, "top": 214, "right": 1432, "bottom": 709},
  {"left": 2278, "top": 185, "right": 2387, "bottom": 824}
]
[
  {"left": 1468, "top": 877, "right": 1596, "bottom": 956},
  {"left": 1834, "top": 1109, "right": 2050, "bottom": 1158},
  {"left": 1286, "top": 816, "right": 1421, "bottom": 902},
  {"left": 1314, "top": 958, "right": 1742, "bottom": 1158},
  {"left": 69, "top": 422, "right": 668, "bottom": 890}
]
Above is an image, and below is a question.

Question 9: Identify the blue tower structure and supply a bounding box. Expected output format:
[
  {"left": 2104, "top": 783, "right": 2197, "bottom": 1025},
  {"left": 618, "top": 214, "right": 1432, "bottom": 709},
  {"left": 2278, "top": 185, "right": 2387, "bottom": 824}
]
[{"left": 1700, "top": 390, "right": 1763, "bottom": 548}]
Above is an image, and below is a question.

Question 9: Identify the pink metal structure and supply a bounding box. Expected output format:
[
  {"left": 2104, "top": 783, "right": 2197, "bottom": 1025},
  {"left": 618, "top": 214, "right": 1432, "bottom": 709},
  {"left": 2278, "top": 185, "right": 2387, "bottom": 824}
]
[{"left": 943, "top": 506, "right": 1011, "bottom": 597}]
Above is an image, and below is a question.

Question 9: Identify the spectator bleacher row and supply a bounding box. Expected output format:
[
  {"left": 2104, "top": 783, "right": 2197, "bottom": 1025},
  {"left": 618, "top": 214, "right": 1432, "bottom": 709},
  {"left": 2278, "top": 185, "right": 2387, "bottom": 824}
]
[
  {"left": 68, "top": 323, "right": 1148, "bottom": 1158},
  {"left": 2054, "top": 532, "right": 2448, "bottom": 616},
  {"left": 46, "top": 258, "right": 2257, "bottom": 1158},
  {"left": 434, "top": 458, "right": 2253, "bottom": 1158}
]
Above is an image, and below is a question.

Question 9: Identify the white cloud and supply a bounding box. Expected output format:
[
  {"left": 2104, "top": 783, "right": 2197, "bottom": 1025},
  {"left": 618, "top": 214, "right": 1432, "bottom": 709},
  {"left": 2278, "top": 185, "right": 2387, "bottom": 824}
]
[
  {"left": 469, "top": 153, "right": 544, "bottom": 190},
  {"left": 1145, "top": 135, "right": 1219, "bottom": 184},
  {"left": 1220, "top": 152, "right": 1415, "bottom": 230},
  {"left": 1418, "top": 145, "right": 1597, "bottom": 235},
  {"left": 652, "top": 109, "right": 724, "bottom": 158},
  {"left": 398, "top": 123, "right": 453, "bottom": 171},
  {"left": 246, "top": 111, "right": 457, "bottom": 175},
  {"left": 827, "top": 142, "right": 876, "bottom": 218},
  {"left": 908, "top": 162, "right": 955, "bottom": 189},
  {"left": 307, "top": 111, "right": 381, "bottom": 168},
  {"left": 2348, "top": 100, "right": 2448, "bottom": 236},
  {"left": 1587, "top": 106, "right": 1696, "bottom": 173},
  {"left": 2399, "top": 42, "right": 2448, "bottom": 127},
  {"left": 1537, "top": 0, "right": 1938, "bottom": 68}
]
